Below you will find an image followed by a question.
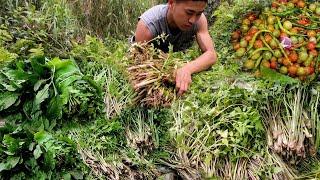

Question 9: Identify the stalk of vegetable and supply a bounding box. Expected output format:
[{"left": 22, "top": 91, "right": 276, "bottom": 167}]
[
  {"left": 126, "top": 42, "right": 183, "bottom": 107},
  {"left": 310, "top": 88, "right": 320, "bottom": 152},
  {"left": 260, "top": 84, "right": 317, "bottom": 165}
]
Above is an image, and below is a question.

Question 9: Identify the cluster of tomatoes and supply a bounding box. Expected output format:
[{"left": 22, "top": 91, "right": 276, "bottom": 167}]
[{"left": 232, "top": 0, "right": 320, "bottom": 80}]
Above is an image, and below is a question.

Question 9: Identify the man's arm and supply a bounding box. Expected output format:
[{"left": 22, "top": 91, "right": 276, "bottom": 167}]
[
  {"left": 134, "top": 20, "right": 154, "bottom": 42},
  {"left": 176, "top": 14, "right": 217, "bottom": 95}
]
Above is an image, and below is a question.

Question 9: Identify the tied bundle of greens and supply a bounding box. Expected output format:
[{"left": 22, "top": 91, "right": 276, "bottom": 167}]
[
  {"left": 0, "top": 52, "right": 102, "bottom": 124},
  {"left": 127, "top": 42, "right": 184, "bottom": 107},
  {"left": 261, "top": 85, "right": 318, "bottom": 165}
]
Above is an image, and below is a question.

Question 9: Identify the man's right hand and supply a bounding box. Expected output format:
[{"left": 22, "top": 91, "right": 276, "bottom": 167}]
[{"left": 175, "top": 65, "right": 192, "bottom": 96}]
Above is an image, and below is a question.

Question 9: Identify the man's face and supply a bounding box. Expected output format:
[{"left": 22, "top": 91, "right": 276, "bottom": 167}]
[{"left": 169, "top": 1, "right": 206, "bottom": 31}]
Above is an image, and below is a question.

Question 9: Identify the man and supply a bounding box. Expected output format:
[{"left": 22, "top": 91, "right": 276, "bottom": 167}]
[{"left": 134, "top": 0, "right": 217, "bottom": 95}]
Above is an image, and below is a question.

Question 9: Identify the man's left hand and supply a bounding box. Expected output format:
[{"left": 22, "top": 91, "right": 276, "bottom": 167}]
[{"left": 175, "top": 66, "right": 192, "bottom": 96}]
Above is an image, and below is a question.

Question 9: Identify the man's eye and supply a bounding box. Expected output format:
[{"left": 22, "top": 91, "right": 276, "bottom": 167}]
[
  {"left": 186, "top": 11, "right": 193, "bottom": 15},
  {"left": 196, "top": 13, "right": 202, "bottom": 16}
]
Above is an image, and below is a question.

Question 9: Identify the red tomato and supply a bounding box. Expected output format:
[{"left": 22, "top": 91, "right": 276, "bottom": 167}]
[
  {"left": 233, "top": 43, "right": 241, "bottom": 50},
  {"left": 297, "top": 19, "right": 309, "bottom": 26},
  {"left": 254, "top": 40, "right": 264, "bottom": 49},
  {"left": 283, "top": 58, "right": 292, "bottom": 66},
  {"left": 245, "top": 35, "right": 253, "bottom": 42},
  {"left": 290, "top": 28, "right": 298, "bottom": 34},
  {"left": 307, "top": 30, "right": 316, "bottom": 38},
  {"left": 307, "top": 67, "right": 315, "bottom": 75},
  {"left": 289, "top": 52, "right": 298, "bottom": 63},
  {"left": 270, "top": 61, "right": 277, "bottom": 69},
  {"left": 280, "top": 32, "right": 288, "bottom": 38},
  {"left": 272, "top": 2, "right": 279, "bottom": 7},
  {"left": 307, "top": 42, "right": 316, "bottom": 50},
  {"left": 262, "top": 61, "right": 271, "bottom": 68},
  {"left": 297, "top": 0, "right": 305, "bottom": 8},
  {"left": 231, "top": 30, "right": 241, "bottom": 40},
  {"left": 297, "top": 67, "right": 306, "bottom": 76},
  {"left": 311, "top": 61, "right": 315, "bottom": 67},
  {"left": 264, "top": 34, "right": 273, "bottom": 43},
  {"left": 309, "top": 50, "right": 318, "bottom": 57},
  {"left": 248, "top": 27, "right": 259, "bottom": 36},
  {"left": 247, "top": 13, "right": 257, "bottom": 21},
  {"left": 288, "top": 65, "right": 298, "bottom": 76}
]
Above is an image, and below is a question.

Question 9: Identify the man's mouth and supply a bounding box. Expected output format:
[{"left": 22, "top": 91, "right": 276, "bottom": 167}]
[{"left": 184, "top": 24, "right": 192, "bottom": 28}]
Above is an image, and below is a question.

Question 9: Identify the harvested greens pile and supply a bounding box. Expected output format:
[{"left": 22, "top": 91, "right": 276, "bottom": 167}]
[
  {"left": 127, "top": 42, "right": 184, "bottom": 107},
  {"left": 2, "top": 0, "right": 320, "bottom": 179}
]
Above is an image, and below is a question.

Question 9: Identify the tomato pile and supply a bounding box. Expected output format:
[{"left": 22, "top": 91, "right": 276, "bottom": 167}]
[{"left": 232, "top": 0, "right": 320, "bottom": 80}]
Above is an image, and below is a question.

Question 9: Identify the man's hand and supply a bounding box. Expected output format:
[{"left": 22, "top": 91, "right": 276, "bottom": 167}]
[{"left": 175, "top": 65, "right": 192, "bottom": 96}]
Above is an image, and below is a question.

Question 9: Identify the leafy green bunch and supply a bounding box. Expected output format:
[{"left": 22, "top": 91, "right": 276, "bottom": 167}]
[
  {"left": 0, "top": 54, "right": 103, "bottom": 125},
  {"left": 0, "top": 115, "right": 85, "bottom": 179}
]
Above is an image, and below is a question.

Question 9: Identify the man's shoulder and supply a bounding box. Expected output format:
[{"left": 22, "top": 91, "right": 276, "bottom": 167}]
[{"left": 140, "top": 4, "right": 168, "bottom": 22}]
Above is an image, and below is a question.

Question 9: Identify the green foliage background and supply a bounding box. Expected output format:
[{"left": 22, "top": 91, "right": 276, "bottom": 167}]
[{"left": 1, "top": 0, "right": 320, "bottom": 179}]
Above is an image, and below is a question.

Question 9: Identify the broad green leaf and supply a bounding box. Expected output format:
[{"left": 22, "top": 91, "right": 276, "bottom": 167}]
[
  {"left": 44, "top": 149, "right": 56, "bottom": 170},
  {"left": 23, "top": 100, "right": 33, "bottom": 118},
  {"left": 1, "top": 83, "right": 17, "bottom": 91},
  {"left": 34, "top": 79, "right": 48, "bottom": 92},
  {"left": 60, "top": 89, "right": 70, "bottom": 105},
  {"left": 31, "top": 56, "right": 47, "bottom": 76},
  {"left": 58, "top": 75, "right": 81, "bottom": 90},
  {"left": 55, "top": 63, "right": 80, "bottom": 81},
  {"left": 7, "top": 156, "right": 20, "bottom": 169},
  {"left": 48, "top": 119, "right": 57, "bottom": 131},
  {"left": 3, "top": 69, "right": 29, "bottom": 82},
  {"left": 32, "top": 83, "right": 50, "bottom": 112},
  {"left": 0, "top": 92, "right": 19, "bottom": 111},
  {"left": 47, "top": 96, "right": 63, "bottom": 120},
  {"left": 0, "top": 162, "right": 6, "bottom": 172},
  {"left": 29, "top": 142, "right": 35, "bottom": 151},
  {"left": 43, "top": 118, "right": 50, "bottom": 130},
  {"left": 260, "top": 66, "right": 299, "bottom": 84},
  {"left": 2, "top": 134, "right": 19, "bottom": 155},
  {"left": 33, "top": 144, "right": 42, "bottom": 159},
  {"left": 47, "top": 58, "right": 75, "bottom": 72},
  {"left": 34, "top": 131, "right": 52, "bottom": 144},
  {"left": 63, "top": 173, "right": 72, "bottom": 180},
  {"left": 0, "top": 156, "right": 19, "bottom": 172},
  {"left": 70, "top": 171, "right": 84, "bottom": 180}
]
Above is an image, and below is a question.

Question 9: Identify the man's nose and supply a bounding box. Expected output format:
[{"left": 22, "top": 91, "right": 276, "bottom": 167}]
[{"left": 189, "top": 15, "right": 197, "bottom": 24}]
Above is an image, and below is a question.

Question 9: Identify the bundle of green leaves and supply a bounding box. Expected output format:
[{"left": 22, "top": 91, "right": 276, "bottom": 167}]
[
  {"left": 0, "top": 53, "right": 104, "bottom": 125},
  {"left": 0, "top": 114, "right": 86, "bottom": 179}
]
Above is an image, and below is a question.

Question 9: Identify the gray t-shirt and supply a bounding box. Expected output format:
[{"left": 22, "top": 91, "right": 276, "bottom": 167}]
[{"left": 139, "top": 4, "right": 198, "bottom": 52}]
